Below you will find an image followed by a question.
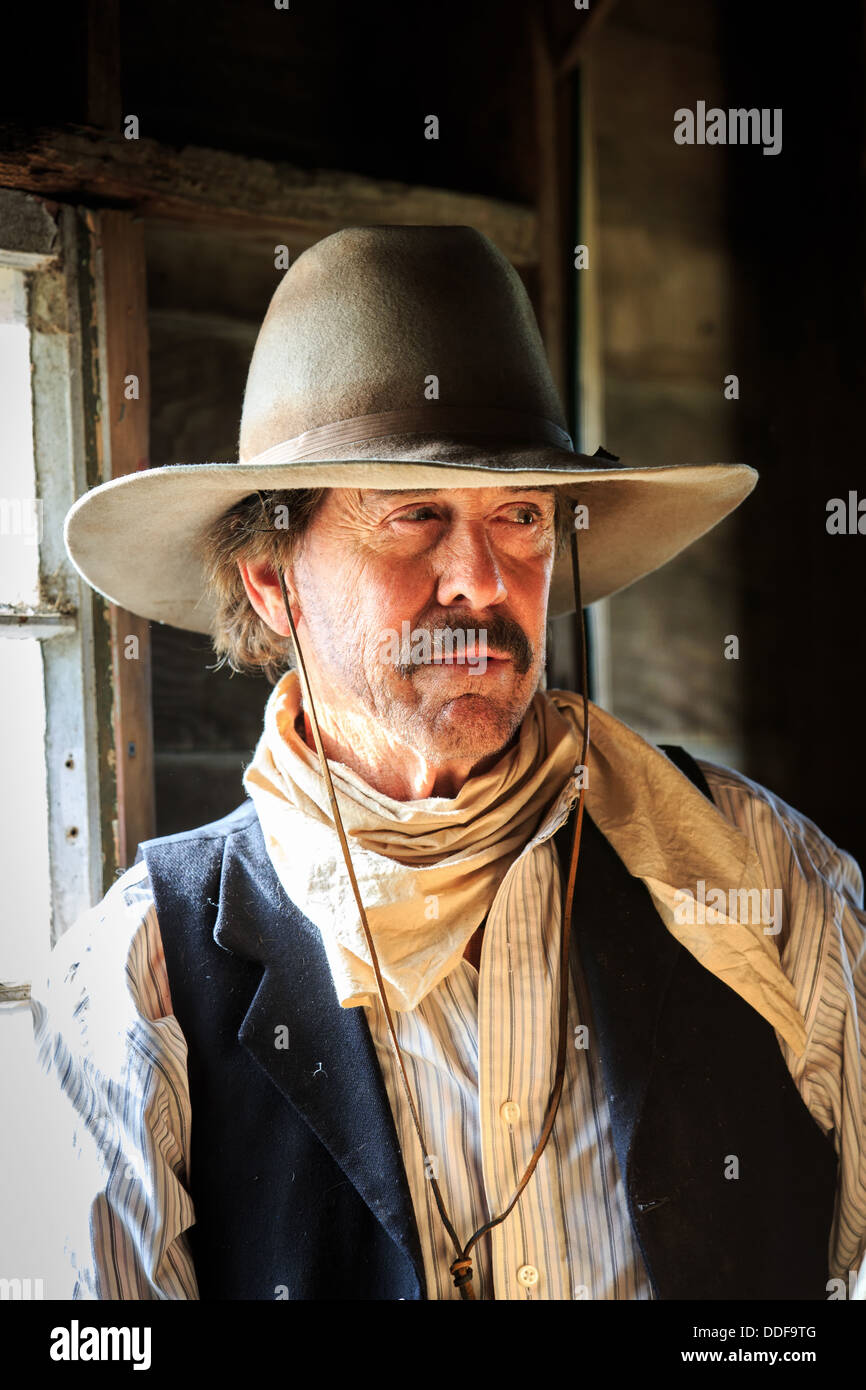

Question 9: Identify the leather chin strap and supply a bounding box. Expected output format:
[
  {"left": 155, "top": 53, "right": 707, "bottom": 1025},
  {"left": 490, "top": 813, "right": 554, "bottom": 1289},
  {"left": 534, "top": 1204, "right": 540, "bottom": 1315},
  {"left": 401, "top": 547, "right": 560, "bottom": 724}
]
[{"left": 264, "top": 496, "right": 590, "bottom": 1301}]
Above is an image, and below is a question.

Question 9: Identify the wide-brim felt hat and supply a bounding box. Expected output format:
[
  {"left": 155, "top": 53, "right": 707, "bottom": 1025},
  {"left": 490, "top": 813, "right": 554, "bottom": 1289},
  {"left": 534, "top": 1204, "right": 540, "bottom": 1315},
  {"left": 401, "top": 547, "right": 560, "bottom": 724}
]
[{"left": 64, "top": 225, "right": 756, "bottom": 631}]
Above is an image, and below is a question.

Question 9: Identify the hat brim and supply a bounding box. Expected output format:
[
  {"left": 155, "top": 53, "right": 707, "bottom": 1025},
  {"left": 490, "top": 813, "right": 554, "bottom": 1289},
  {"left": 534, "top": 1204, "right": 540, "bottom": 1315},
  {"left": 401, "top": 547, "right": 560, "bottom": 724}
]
[{"left": 63, "top": 439, "right": 756, "bottom": 632}]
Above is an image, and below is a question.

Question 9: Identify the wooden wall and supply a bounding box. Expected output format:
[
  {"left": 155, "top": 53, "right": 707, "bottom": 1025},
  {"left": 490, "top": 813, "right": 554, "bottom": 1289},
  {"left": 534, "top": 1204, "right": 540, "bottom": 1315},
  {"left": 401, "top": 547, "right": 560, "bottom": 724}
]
[
  {"left": 146, "top": 223, "right": 287, "bottom": 832},
  {"left": 587, "top": 1, "right": 748, "bottom": 769},
  {"left": 721, "top": 0, "right": 866, "bottom": 867},
  {"left": 586, "top": 0, "right": 866, "bottom": 869}
]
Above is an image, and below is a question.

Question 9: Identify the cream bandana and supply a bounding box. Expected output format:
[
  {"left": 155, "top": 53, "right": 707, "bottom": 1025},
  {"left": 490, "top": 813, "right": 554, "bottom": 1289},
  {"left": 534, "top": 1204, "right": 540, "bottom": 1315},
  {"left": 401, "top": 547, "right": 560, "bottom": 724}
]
[{"left": 243, "top": 671, "right": 806, "bottom": 1054}]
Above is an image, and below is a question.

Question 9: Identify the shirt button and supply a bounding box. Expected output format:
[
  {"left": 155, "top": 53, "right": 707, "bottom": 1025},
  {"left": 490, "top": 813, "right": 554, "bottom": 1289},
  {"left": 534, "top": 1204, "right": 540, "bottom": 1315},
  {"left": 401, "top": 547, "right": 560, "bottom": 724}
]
[
  {"left": 500, "top": 1100, "right": 521, "bottom": 1125},
  {"left": 517, "top": 1264, "right": 539, "bottom": 1288}
]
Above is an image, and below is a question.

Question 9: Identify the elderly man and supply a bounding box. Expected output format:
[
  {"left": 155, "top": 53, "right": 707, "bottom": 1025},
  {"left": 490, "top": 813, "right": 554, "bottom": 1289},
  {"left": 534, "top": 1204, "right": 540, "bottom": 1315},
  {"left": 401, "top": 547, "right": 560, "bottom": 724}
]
[{"left": 35, "top": 226, "right": 865, "bottom": 1302}]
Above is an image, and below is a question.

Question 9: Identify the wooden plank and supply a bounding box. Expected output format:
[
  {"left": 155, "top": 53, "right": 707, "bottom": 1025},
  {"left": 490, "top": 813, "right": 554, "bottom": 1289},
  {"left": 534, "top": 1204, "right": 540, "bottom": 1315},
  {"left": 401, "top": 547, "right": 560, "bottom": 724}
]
[
  {"left": 573, "top": 70, "right": 612, "bottom": 710},
  {"left": 150, "top": 624, "right": 268, "bottom": 754},
  {"left": 531, "top": 5, "right": 586, "bottom": 699},
  {"left": 575, "top": 73, "right": 604, "bottom": 453},
  {"left": 93, "top": 210, "right": 156, "bottom": 866},
  {"left": 0, "top": 124, "right": 538, "bottom": 268},
  {"left": 86, "top": 0, "right": 122, "bottom": 131},
  {"left": 529, "top": 7, "right": 570, "bottom": 406},
  {"left": 69, "top": 207, "right": 121, "bottom": 892},
  {"left": 109, "top": 605, "right": 155, "bottom": 865}
]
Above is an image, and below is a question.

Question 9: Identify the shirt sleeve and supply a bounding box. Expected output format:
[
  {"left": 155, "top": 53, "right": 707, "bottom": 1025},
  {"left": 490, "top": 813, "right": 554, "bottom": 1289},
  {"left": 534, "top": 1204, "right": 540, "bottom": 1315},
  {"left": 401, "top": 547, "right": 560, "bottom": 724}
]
[
  {"left": 699, "top": 759, "right": 866, "bottom": 1298},
  {"left": 29, "top": 860, "right": 199, "bottom": 1300}
]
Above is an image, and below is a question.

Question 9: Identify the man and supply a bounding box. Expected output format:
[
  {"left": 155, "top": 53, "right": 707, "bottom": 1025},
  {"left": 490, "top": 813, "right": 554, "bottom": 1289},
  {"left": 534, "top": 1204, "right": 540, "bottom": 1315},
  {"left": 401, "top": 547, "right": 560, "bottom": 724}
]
[{"left": 34, "top": 225, "right": 865, "bottom": 1301}]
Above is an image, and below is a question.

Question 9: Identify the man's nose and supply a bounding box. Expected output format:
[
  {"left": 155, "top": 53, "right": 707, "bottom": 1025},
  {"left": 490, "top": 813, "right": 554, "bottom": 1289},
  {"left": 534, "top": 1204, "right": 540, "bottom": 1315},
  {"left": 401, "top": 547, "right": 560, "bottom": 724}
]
[{"left": 434, "top": 521, "right": 508, "bottom": 610}]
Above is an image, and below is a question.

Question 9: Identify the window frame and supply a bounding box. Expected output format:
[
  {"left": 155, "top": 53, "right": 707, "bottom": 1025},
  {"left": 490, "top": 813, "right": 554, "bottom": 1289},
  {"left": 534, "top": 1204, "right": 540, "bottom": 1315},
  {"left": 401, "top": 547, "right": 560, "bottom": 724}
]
[{"left": 0, "top": 191, "right": 154, "bottom": 997}]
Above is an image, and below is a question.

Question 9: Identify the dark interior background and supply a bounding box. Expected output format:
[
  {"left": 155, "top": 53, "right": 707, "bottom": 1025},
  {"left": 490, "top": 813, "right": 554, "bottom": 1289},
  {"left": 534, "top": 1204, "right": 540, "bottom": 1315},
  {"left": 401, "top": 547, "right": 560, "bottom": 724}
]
[{"left": 5, "top": 0, "right": 864, "bottom": 870}]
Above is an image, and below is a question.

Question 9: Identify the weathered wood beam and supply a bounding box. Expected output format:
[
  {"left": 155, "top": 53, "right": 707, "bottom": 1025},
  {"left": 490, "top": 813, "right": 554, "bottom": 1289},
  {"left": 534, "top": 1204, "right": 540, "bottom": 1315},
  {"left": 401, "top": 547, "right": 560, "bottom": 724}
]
[
  {"left": 530, "top": 10, "right": 568, "bottom": 397},
  {"left": 95, "top": 210, "right": 156, "bottom": 865},
  {"left": 0, "top": 124, "right": 538, "bottom": 266}
]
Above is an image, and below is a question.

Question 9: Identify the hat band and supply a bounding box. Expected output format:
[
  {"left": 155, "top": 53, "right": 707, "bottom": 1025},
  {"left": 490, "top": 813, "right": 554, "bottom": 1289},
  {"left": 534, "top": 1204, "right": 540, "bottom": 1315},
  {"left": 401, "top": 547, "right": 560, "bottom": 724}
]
[{"left": 242, "top": 406, "right": 575, "bottom": 466}]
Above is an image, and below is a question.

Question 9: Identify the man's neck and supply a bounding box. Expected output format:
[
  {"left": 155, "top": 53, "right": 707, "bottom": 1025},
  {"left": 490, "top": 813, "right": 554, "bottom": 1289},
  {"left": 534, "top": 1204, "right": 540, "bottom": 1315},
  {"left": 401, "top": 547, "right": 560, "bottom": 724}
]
[{"left": 299, "top": 708, "right": 514, "bottom": 800}]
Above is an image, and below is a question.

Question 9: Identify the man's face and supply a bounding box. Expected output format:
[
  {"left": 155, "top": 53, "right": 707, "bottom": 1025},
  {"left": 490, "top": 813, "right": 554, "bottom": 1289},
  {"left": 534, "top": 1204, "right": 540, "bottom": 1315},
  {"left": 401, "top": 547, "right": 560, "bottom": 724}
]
[{"left": 285, "top": 485, "right": 557, "bottom": 767}]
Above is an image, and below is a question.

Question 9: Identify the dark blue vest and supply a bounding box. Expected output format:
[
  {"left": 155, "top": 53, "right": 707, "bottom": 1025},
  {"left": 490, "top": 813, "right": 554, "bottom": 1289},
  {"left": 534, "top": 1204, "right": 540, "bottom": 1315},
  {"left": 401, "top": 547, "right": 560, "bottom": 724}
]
[{"left": 137, "top": 745, "right": 837, "bottom": 1300}]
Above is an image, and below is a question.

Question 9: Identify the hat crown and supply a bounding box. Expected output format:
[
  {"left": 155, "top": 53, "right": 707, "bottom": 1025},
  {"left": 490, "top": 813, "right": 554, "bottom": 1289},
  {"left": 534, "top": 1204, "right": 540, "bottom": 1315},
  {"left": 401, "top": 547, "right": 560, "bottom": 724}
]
[{"left": 239, "top": 225, "right": 567, "bottom": 462}]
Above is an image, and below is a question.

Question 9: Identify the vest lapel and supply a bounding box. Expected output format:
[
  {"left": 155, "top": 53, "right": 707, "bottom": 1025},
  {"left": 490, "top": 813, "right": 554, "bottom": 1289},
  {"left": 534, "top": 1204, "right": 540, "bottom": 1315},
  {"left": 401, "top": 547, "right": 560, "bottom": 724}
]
[
  {"left": 213, "top": 813, "right": 426, "bottom": 1293},
  {"left": 223, "top": 802, "right": 681, "bottom": 1293}
]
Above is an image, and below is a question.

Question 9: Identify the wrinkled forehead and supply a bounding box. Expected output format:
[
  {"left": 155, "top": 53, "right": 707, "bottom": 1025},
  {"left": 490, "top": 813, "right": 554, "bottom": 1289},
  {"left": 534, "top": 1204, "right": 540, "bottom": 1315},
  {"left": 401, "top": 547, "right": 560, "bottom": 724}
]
[{"left": 356, "top": 485, "right": 558, "bottom": 502}]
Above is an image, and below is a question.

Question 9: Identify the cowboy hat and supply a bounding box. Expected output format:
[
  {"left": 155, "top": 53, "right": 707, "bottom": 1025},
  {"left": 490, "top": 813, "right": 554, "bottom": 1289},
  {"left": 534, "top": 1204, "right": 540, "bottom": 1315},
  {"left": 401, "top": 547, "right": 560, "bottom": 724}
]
[{"left": 63, "top": 224, "right": 755, "bottom": 630}]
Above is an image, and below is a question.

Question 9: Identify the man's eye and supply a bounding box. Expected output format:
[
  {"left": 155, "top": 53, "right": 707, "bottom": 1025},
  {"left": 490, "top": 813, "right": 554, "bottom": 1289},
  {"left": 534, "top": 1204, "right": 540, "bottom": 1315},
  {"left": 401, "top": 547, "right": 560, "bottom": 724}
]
[
  {"left": 508, "top": 507, "right": 542, "bottom": 526},
  {"left": 398, "top": 507, "right": 440, "bottom": 522}
]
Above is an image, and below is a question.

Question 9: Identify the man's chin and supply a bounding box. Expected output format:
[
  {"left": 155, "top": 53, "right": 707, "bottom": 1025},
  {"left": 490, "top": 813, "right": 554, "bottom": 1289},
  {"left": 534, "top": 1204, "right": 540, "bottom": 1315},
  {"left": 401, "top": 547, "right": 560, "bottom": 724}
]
[{"left": 403, "top": 686, "right": 529, "bottom": 765}]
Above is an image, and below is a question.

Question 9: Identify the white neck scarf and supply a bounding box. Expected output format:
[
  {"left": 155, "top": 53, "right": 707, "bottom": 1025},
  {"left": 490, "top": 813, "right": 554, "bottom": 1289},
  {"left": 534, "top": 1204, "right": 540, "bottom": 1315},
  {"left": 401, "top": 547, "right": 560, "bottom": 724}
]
[{"left": 243, "top": 671, "right": 806, "bottom": 1054}]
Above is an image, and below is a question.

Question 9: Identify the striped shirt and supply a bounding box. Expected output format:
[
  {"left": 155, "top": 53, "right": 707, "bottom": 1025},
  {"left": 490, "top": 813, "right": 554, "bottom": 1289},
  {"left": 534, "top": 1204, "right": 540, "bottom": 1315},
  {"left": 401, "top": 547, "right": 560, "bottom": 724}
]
[{"left": 29, "top": 759, "right": 866, "bottom": 1299}]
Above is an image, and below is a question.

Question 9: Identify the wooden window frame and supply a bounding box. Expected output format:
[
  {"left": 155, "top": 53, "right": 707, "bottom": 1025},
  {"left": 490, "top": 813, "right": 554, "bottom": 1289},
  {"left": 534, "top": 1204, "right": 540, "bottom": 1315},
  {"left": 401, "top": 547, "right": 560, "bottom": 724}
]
[{"left": 0, "top": 191, "right": 154, "bottom": 998}]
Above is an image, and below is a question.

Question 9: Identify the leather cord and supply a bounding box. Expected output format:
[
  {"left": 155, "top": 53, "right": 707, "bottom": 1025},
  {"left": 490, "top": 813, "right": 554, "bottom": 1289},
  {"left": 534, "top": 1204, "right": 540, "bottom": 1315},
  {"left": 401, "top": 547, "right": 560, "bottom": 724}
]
[{"left": 261, "top": 494, "right": 590, "bottom": 1300}]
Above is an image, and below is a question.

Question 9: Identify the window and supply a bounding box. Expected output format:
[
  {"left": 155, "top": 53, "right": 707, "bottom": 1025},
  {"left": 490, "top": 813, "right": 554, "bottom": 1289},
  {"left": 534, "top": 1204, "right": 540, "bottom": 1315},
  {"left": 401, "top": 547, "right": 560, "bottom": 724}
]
[
  {"left": 0, "top": 191, "right": 121, "bottom": 1295},
  {"left": 0, "top": 200, "right": 110, "bottom": 1000}
]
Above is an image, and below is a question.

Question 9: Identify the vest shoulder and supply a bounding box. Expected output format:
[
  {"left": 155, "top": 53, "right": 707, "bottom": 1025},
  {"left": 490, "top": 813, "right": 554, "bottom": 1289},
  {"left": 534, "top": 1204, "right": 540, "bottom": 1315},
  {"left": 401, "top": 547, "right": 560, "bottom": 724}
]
[{"left": 137, "top": 798, "right": 260, "bottom": 857}]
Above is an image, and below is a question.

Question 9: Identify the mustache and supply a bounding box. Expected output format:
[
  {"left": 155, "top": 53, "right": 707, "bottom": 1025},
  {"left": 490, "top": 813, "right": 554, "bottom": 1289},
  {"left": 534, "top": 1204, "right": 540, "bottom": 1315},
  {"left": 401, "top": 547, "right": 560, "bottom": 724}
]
[{"left": 393, "top": 612, "right": 534, "bottom": 677}]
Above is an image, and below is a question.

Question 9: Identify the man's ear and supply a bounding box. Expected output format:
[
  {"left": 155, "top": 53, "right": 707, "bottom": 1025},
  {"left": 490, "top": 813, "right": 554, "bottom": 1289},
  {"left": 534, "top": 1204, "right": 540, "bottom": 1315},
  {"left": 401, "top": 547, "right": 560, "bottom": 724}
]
[{"left": 237, "top": 558, "right": 300, "bottom": 635}]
